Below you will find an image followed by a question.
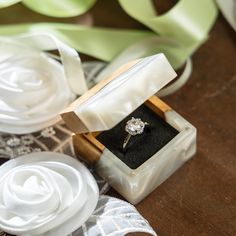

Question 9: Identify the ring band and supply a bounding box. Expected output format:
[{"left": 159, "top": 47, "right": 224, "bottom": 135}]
[{"left": 123, "top": 117, "right": 149, "bottom": 151}]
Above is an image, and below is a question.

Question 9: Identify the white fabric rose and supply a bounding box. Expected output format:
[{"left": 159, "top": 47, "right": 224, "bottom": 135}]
[
  {"left": 0, "top": 33, "right": 87, "bottom": 134},
  {"left": 0, "top": 152, "right": 99, "bottom": 236}
]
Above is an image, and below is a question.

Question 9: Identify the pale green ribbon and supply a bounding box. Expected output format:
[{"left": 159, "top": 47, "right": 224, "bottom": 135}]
[
  {"left": 0, "top": 0, "right": 96, "bottom": 17},
  {"left": 119, "top": 0, "right": 218, "bottom": 58},
  {"left": 0, "top": 0, "right": 218, "bottom": 95}
]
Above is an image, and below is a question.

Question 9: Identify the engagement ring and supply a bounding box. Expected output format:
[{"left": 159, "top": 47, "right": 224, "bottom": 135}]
[{"left": 123, "top": 117, "right": 149, "bottom": 151}]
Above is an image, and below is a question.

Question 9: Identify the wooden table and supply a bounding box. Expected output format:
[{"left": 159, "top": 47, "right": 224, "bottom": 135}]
[{"left": 0, "top": 1, "right": 235, "bottom": 235}]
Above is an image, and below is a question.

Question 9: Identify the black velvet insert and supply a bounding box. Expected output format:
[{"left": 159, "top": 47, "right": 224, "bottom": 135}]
[{"left": 97, "top": 104, "right": 179, "bottom": 169}]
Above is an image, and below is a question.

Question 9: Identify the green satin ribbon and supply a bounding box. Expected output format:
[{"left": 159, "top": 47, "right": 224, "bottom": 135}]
[
  {"left": 0, "top": 0, "right": 96, "bottom": 17},
  {"left": 0, "top": 0, "right": 21, "bottom": 8},
  {"left": 23, "top": 0, "right": 96, "bottom": 18},
  {"left": 0, "top": 0, "right": 218, "bottom": 75},
  {"left": 119, "top": 0, "right": 218, "bottom": 60},
  {"left": 0, "top": 23, "right": 154, "bottom": 62}
]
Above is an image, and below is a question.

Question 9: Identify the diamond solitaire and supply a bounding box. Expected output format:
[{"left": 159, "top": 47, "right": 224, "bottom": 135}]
[
  {"left": 123, "top": 117, "right": 149, "bottom": 151},
  {"left": 125, "top": 117, "right": 145, "bottom": 136}
]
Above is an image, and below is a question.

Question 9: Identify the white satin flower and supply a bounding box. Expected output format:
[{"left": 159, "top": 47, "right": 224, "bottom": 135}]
[
  {"left": 0, "top": 33, "right": 87, "bottom": 134},
  {"left": 0, "top": 152, "right": 99, "bottom": 236}
]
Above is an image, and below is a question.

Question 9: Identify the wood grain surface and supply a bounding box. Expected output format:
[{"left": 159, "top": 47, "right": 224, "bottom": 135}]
[{"left": 0, "top": 1, "right": 235, "bottom": 235}]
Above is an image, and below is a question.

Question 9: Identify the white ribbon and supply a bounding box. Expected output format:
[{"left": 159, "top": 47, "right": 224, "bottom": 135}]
[
  {"left": 0, "top": 152, "right": 99, "bottom": 236},
  {"left": 216, "top": 0, "right": 236, "bottom": 31},
  {"left": 0, "top": 33, "right": 87, "bottom": 134},
  {"left": 157, "top": 57, "right": 192, "bottom": 97}
]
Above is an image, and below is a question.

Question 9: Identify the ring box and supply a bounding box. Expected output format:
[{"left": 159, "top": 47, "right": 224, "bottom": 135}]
[{"left": 61, "top": 54, "right": 197, "bottom": 204}]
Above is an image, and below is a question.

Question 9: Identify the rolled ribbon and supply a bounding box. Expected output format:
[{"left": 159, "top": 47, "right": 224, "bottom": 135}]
[
  {"left": 0, "top": 33, "right": 87, "bottom": 134},
  {"left": 0, "top": 152, "right": 99, "bottom": 236}
]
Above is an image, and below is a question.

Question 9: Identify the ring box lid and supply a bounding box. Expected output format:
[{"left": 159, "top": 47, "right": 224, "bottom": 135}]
[{"left": 61, "top": 54, "right": 177, "bottom": 134}]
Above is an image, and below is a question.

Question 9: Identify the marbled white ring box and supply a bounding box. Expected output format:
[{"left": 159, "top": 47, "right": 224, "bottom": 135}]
[{"left": 61, "top": 54, "right": 197, "bottom": 204}]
